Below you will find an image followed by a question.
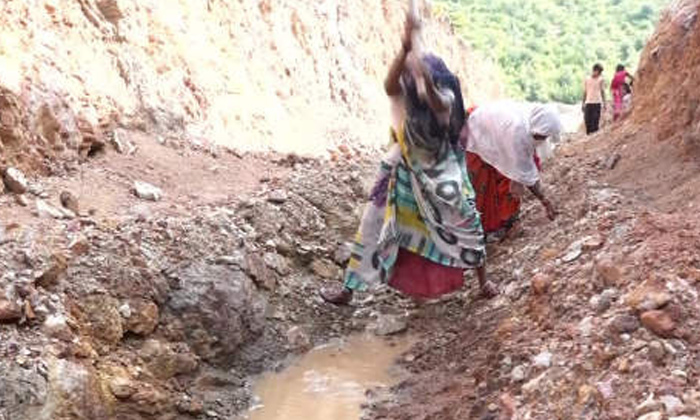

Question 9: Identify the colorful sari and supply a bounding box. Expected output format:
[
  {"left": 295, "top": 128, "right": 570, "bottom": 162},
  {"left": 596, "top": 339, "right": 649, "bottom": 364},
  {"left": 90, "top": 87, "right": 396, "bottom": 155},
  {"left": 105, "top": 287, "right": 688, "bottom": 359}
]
[{"left": 343, "top": 55, "right": 485, "bottom": 299}]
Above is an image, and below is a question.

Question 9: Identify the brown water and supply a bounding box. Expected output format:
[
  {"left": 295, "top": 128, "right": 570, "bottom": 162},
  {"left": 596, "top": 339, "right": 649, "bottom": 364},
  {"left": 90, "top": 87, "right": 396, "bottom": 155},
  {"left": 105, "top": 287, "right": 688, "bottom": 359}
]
[{"left": 247, "top": 334, "right": 412, "bottom": 420}]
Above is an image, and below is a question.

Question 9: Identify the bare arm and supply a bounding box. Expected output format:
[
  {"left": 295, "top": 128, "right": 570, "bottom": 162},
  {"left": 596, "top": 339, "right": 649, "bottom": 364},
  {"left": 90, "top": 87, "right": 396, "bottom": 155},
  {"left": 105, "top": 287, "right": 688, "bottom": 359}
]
[
  {"left": 384, "top": 47, "right": 409, "bottom": 97},
  {"left": 601, "top": 81, "right": 607, "bottom": 107},
  {"left": 384, "top": 17, "right": 416, "bottom": 97},
  {"left": 528, "top": 181, "right": 557, "bottom": 221}
]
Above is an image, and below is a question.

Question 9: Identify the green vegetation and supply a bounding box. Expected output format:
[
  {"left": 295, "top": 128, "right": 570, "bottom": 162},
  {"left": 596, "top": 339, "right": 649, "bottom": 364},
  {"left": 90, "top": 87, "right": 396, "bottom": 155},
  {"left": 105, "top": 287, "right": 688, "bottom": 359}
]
[{"left": 434, "top": 0, "right": 667, "bottom": 103}]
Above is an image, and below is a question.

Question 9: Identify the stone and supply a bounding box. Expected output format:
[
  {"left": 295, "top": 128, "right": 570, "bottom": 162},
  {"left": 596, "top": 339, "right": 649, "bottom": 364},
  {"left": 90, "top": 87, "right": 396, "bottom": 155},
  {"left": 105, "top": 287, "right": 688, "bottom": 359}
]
[
  {"left": 660, "top": 395, "right": 685, "bottom": 416},
  {"left": 41, "top": 358, "right": 110, "bottom": 419},
  {"left": 596, "top": 258, "right": 622, "bottom": 286},
  {"left": 133, "top": 181, "right": 163, "bottom": 201},
  {"left": 3, "top": 167, "right": 28, "bottom": 194},
  {"left": 0, "top": 299, "right": 22, "bottom": 323},
  {"left": 215, "top": 252, "right": 246, "bottom": 268},
  {"left": 124, "top": 299, "right": 159, "bottom": 335},
  {"left": 637, "top": 412, "right": 663, "bottom": 420},
  {"left": 533, "top": 351, "right": 552, "bottom": 368},
  {"left": 511, "top": 365, "right": 527, "bottom": 382},
  {"left": 579, "top": 316, "right": 594, "bottom": 337},
  {"left": 591, "top": 290, "right": 615, "bottom": 313},
  {"left": 68, "top": 235, "right": 90, "bottom": 256},
  {"left": 267, "top": 189, "right": 288, "bottom": 204},
  {"left": 245, "top": 253, "right": 277, "bottom": 290},
  {"left": 636, "top": 393, "right": 663, "bottom": 415},
  {"left": 36, "top": 199, "right": 69, "bottom": 219},
  {"left": 371, "top": 314, "right": 408, "bottom": 336},
  {"left": 609, "top": 314, "right": 640, "bottom": 334},
  {"left": 641, "top": 310, "right": 676, "bottom": 338},
  {"left": 130, "top": 384, "right": 170, "bottom": 415},
  {"left": 286, "top": 326, "right": 311, "bottom": 351},
  {"left": 627, "top": 278, "right": 672, "bottom": 311},
  {"left": 140, "top": 339, "right": 199, "bottom": 380},
  {"left": 81, "top": 295, "right": 124, "bottom": 350},
  {"left": 531, "top": 273, "right": 551, "bottom": 295},
  {"left": 166, "top": 263, "right": 266, "bottom": 365},
  {"left": 263, "top": 251, "right": 291, "bottom": 276},
  {"left": 109, "top": 376, "right": 137, "bottom": 399},
  {"left": 43, "top": 314, "right": 74, "bottom": 341},
  {"left": 59, "top": 191, "right": 80, "bottom": 215},
  {"left": 581, "top": 235, "right": 605, "bottom": 251},
  {"left": 0, "top": 363, "right": 48, "bottom": 418},
  {"left": 177, "top": 395, "right": 204, "bottom": 415},
  {"left": 670, "top": 417, "right": 699, "bottom": 420},
  {"left": 561, "top": 241, "right": 583, "bottom": 263},
  {"left": 15, "top": 194, "right": 29, "bottom": 206},
  {"left": 604, "top": 153, "right": 622, "bottom": 170},
  {"left": 647, "top": 341, "right": 666, "bottom": 364},
  {"left": 311, "top": 258, "right": 339, "bottom": 279},
  {"left": 36, "top": 254, "right": 68, "bottom": 288}
]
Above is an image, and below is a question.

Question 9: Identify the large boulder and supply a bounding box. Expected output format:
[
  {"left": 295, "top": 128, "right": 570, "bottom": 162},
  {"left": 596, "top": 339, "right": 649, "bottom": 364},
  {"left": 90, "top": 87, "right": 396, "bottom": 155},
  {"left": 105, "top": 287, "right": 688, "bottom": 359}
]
[
  {"left": 38, "top": 358, "right": 111, "bottom": 420},
  {"left": 166, "top": 263, "right": 266, "bottom": 366},
  {"left": 0, "top": 363, "right": 48, "bottom": 419}
]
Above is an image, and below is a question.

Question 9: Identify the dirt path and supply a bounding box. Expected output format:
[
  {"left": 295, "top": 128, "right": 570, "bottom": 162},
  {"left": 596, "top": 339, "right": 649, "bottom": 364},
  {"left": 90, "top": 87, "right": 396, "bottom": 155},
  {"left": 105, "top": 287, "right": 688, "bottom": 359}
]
[{"left": 1, "top": 131, "right": 290, "bottom": 232}]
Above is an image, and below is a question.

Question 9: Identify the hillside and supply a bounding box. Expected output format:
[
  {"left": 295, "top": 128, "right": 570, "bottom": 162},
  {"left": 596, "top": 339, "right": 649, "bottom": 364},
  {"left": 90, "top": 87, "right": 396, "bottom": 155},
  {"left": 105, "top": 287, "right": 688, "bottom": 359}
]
[
  {"left": 436, "top": 0, "right": 667, "bottom": 103},
  {"left": 0, "top": 0, "right": 502, "bottom": 175}
]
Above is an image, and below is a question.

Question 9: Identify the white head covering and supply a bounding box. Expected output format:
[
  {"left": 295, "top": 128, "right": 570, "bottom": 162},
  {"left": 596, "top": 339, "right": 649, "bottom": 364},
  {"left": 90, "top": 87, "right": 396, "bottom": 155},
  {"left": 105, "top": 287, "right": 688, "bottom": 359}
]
[
  {"left": 466, "top": 101, "right": 563, "bottom": 186},
  {"left": 530, "top": 103, "right": 563, "bottom": 162}
]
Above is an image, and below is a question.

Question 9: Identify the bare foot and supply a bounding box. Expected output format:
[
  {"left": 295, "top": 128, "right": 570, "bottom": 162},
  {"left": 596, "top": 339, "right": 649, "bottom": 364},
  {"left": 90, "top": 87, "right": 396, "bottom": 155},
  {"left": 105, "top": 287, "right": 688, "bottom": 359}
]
[
  {"left": 320, "top": 286, "right": 353, "bottom": 305},
  {"left": 479, "top": 280, "right": 499, "bottom": 299}
]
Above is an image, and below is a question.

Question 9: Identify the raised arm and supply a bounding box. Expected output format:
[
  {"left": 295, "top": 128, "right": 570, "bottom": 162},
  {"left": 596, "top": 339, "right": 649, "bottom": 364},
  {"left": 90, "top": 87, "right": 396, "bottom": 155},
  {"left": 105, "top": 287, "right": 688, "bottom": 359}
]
[{"left": 384, "top": 17, "right": 416, "bottom": 97}]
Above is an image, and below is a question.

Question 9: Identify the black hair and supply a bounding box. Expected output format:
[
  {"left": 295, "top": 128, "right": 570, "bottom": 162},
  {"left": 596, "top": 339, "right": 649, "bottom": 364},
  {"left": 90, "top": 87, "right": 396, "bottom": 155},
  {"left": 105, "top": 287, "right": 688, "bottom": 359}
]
[
  {"left": 616, "top": 64, "right": 625, "bottom": 72},
  {"left": 593, "top": 63, "right": 604, "bottom": 73}
]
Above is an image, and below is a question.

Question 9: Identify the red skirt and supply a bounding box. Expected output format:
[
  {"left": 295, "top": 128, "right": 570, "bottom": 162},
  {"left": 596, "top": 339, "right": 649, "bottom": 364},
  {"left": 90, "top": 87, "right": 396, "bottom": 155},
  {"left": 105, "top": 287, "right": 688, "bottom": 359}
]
[
  {"left": 466, "top": 152, "right": 522, "bottom": 233},
  {"left": 388, "top": 249, "right": 464, "bottom": 299}
]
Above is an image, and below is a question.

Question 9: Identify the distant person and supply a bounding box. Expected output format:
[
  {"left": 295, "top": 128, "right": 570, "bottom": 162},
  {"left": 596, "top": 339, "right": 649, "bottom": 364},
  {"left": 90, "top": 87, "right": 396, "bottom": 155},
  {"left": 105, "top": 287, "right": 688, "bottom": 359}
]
[
  {"left": 321, "top": 14, "right": 496, "bottom": 305},
  {"left": 622, "top": 82, "right": 633, "bottom": 116},
  {"left": 582, "top": 63, "right": 606, "bottom": 134},
  {"left": 611, "top": 64, "right": 635, "bottom": 121},
  {"left": 464, "top": 102, "right": 562, "bottom": 242}
]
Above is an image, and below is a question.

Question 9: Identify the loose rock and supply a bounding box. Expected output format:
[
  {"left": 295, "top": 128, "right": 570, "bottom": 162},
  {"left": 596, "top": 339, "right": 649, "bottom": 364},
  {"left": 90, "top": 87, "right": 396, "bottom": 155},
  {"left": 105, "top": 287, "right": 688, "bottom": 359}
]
[
  {"left": 531, "top": 273, "right": 551, "bottom": 295},
  {"left": 641, "top": 310, "right": 676, "bottom": 337},
  {"left": 133, "top": 181, "right": 163, "bottom": 201},
  {"left": 609, "top": 314, "right": 640, "bottom": 334},
  {"left": 0, "top": 299, "right": 22, "bottom": 323},
  {"left": 267, "top": 189, "right": 288, "bottom": 204},
  {"left": 371, "top": 314, "right": 408, "bottom": 336},
  {"left": 3, "top": 167, "right": 28, "bottom": 194}
]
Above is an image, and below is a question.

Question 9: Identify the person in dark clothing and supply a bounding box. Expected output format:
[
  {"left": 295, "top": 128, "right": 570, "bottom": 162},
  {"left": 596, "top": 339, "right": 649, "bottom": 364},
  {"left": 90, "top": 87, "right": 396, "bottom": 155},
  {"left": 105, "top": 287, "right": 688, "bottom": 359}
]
[{"left": 582, "top": 63, "right": 606, "bottom": 134}]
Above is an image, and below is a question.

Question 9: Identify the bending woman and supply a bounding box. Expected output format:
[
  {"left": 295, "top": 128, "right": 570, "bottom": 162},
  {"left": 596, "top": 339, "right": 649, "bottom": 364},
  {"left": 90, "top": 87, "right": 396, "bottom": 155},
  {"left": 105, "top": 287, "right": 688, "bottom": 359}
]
[
  {"left": 464, "top": 102, "right": 562, "bottom": 242},
  {"left": 322, "top": 16, "right": 495, "bottom": 305},
  {"left": 611, "top": 64, "right": 634, "bottom": 121}
]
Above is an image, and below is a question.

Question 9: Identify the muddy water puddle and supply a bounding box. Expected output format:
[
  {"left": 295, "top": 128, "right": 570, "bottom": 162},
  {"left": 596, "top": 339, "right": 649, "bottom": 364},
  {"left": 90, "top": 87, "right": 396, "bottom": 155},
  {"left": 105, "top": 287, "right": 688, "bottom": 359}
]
[{"left": 246, "top": 334, "right": 412, "bottom": 420}]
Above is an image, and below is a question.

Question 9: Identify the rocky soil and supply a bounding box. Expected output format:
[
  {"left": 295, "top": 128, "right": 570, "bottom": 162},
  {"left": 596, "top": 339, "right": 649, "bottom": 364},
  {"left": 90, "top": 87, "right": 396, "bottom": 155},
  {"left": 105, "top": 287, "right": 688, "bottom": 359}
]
[
  {"left": 363, "top": 135, "right": 700, "bottom": 420},
  {"left": 0, "top": 133, "right": 389, "bottom": 419}
]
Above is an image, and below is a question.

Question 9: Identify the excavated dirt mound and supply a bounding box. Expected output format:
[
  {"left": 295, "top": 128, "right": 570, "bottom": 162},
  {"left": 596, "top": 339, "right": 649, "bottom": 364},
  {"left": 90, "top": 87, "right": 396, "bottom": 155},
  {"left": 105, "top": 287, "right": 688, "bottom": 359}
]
[
  {"left": 0, "top": 0, "right": 501, "bottom": 176},
  {"left": 591, "top": 0, "right": 700, "bottom": 212}
]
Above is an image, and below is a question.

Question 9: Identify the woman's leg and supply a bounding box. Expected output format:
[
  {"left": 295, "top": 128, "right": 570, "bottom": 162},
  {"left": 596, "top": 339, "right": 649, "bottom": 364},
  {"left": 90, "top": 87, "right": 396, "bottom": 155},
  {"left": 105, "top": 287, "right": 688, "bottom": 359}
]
[{"left": 476, "top": 265, "right": 498, "bottom": 298}]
